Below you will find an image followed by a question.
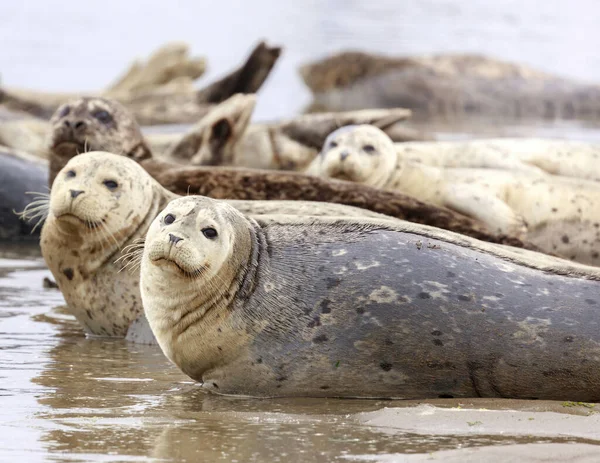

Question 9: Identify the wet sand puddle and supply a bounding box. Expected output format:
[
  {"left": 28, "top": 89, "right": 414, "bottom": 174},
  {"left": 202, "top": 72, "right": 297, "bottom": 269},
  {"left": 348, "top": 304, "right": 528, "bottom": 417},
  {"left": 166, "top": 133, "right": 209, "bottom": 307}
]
[{"left": 2, "top": 244, "right": 600, "bottom": 462}]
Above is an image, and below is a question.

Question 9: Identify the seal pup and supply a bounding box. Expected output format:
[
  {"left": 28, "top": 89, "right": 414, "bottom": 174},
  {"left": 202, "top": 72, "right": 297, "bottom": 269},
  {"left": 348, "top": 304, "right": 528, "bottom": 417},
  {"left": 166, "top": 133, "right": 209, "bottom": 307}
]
[
  {"left": 39, "top": 150, "right": 395, "bottom": 343},
  {"left": 307, "top": 125, "right": 600, "bottom": 266},
  {"left": 140, "top": 195, "right": 600, "bottom": 400},
  {"left": 299, "top": 51, "right": 600, "bottom": 120},
  {"left": 165, "top": 93, "right": 417, "bottom": 170}
]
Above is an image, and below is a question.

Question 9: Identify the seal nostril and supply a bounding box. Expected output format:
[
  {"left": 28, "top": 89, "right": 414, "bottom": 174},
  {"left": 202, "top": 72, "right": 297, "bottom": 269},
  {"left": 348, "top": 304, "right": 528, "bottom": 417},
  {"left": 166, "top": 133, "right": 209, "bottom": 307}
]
[
  {"left": 340, "top": 151, "right": 350, "bottom": 161},
  {"left": 70, "top": 189, "right": 84, "bottom": 199},
  {"left": 74, "top": 121, "right": 86, "bottom": 130},
  {"left": 63, "top": 120, "right": 71, "bottom": 128},
  {"left": 169, "top": 233, "right": 183, "bottom": 245}
]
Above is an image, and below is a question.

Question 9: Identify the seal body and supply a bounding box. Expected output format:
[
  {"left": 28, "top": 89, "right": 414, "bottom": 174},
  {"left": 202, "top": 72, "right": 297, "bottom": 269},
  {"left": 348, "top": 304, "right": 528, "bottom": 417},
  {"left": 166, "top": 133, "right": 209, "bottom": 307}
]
[
  {"left": 300, "top": 52, "right": 600, "bottom": 121},
  {"left": 395, "top": 138, "right": 600, "bottom": 182},
  {"left": 140, "top": 197, "right": 600, "bottom": 400},
  {"left": 0, "top": 148, "right": 48, "bottom": 240},
  {"left": 309, "top": 125, "right": 600, "bottom": 266}
]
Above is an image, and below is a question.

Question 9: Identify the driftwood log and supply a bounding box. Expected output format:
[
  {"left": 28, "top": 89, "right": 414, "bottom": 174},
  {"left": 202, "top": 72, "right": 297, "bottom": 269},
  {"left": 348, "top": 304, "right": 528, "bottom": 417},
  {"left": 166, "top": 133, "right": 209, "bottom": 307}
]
[{"left": 0, "top": 41, "right": 281, "bottom": 125}]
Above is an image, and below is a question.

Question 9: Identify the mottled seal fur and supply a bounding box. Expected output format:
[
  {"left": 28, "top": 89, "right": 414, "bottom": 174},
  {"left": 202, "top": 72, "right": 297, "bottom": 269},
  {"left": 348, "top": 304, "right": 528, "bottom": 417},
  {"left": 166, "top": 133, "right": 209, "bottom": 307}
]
[
  {"left": 299, "top": 51, "right": 600, "bottom": 121},
  {"left": 140, "top": 195, "right": 600, "bottom": 400},
  {"left": 395, "top": 138, "right": 600, "bottom": 182},
  {"left": 47, "top": 97, "right": 152, "bottom": 185},
  {"left": 308, "top": 125, "right": 600, "bottom": 266},
  {"left": 40, "top": 151, "right": 394, "bottom": 343}
]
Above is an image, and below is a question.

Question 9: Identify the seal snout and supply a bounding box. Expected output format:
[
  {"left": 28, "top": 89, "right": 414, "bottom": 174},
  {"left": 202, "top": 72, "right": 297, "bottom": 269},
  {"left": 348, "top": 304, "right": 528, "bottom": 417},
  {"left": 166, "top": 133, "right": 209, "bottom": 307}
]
[
  {"left": 70, "top": 189, "right": 84, "bottom": 199},
  {"left": 340, "top": 151, "right": 350, "bottom": 161},
  {"left": 169, "top": 233, "right": 184, "bottom": 245}
]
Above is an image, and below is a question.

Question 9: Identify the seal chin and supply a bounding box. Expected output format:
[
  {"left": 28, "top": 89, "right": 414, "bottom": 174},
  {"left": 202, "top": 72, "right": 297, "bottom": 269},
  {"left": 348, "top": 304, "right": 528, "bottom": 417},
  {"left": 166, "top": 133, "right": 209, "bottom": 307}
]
[
  {"left": 151, "top": 256, "right": 206, "bottom": 279},
  {"left": 326, "top": 166, "right": 361, "bottom": 182},
  {"left": 55, "top": 212, "right": 101, "bottom": 229}
]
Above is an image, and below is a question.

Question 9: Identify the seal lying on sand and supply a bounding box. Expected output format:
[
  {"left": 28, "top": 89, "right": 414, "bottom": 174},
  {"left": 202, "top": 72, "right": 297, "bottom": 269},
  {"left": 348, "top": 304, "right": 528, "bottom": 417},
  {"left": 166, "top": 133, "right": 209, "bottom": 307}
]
[
  {"left": 39, "top": 151, "right": 392, "bottom": 342},
  {"left": 394, "top": 138, "right": 600, "bottom": 182},
  {"left": 307, "top": 125, "right": 600, "bottom": 266},
  {"left": 299, "top": 51, "right": 600, "bottom": 121},
  {"left": 41, "top": 96, "right": 530, "bottom": 247},
  {"left": 140, "top": 195, "right": 600, "bottom": 401},
  {"left": 165, "top": 93, "right": 425, "bottom": 170}
]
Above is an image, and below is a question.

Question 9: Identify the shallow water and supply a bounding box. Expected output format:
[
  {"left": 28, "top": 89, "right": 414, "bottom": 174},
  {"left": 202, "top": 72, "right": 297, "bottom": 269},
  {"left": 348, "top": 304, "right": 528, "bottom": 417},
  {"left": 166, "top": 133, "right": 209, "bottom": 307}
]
[
  {"left": 3, "top": 244, "right": 600, "bottom": 462},
  {"left": 4, "top": 0, "right": 600, "bottom": 461}
]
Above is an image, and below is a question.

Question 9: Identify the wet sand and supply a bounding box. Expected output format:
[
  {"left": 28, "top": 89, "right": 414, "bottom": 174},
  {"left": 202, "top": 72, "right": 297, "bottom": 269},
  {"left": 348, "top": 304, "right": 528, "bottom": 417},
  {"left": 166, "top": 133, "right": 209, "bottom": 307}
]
[{"left": 2, "top": 243, "right": 600, "bottom": 462}]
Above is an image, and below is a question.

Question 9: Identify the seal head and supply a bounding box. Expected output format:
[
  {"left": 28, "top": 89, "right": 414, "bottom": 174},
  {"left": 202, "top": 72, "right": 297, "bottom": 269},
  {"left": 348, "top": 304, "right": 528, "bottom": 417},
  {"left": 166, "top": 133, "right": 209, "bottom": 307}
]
[
  {"left": 41, "top": 151, "right": 171, "bottom": 337},
  {"left": 309, "top": 124, "right": 397, "bottom": 188},
  {"left": 141, "top": 196, "right": 259, "bottom": 376},
  {"left": 46, "top": 97, "right": 152, "bottom": 186}
]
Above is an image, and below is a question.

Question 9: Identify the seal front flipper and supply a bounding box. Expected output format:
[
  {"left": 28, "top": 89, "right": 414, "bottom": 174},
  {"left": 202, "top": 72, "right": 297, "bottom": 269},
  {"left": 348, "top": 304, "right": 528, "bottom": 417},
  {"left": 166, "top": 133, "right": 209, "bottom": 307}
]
[{"left": 442, "top": 184, "right": 528, "bottom": 238}]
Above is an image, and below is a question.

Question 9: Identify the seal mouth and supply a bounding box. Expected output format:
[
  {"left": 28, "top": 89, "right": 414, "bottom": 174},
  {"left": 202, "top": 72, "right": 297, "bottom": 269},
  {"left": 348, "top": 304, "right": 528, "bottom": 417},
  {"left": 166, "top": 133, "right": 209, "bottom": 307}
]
[
  {"left": 55, "top": 212, "right": 102, "bottom": 229},
  {"left": 152, "top": 257, "right": 206, "bottom": 279},
  {"left": 327, "top": 168, "right": 358, "bottom": 182}
]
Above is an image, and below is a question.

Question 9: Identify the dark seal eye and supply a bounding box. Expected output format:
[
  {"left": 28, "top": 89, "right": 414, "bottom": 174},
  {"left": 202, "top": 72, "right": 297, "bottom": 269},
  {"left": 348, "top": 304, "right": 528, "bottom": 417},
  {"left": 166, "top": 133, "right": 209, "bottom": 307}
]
[
  {"left": 363, "top": 144, "right": 376, "bottom": 154},
  {"left": 329, "top": 141, "right": 338, "bottom": 148},
  {"left": 65, "top": 170, "right": 76, "bottom": 178},
  {"left": 58, "top": 105, "right": 70, "bottom": 118},
  {"left": 103, "top": 180, "right": 118, "bottom": 190},
  {"left": 202, "top": 227, "right": 218, "bottom": 239},
  {"left": 164, "top": 214, "right": 176, "bottom": 225},
  {"left": 93, "top": 110, "right": 113, "bottom": 124}
]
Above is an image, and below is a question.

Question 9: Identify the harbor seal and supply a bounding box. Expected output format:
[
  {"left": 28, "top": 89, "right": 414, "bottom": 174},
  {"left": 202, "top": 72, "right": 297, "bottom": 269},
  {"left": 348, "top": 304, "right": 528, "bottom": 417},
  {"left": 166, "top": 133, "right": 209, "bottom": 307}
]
[
  {"left": 0, "top": 146, "right": 47, "bottom": 240},
  {"left": 299, "top": 51, "right": 600, "bottom": 121},
  {"left": 46, "top": 97, "right": 152, "bottom": 185},
  {"left": 307, "top": 125, "right": 600, "bottom": 266},
  {"left": 41, "top": 97, "right": 534, "bottom": 248},
  {"left": 140, "top": 195, "right": 600, "bottom": 400},
  {"left": 39, "top": 150, "right": 394, "bottom": 342}
]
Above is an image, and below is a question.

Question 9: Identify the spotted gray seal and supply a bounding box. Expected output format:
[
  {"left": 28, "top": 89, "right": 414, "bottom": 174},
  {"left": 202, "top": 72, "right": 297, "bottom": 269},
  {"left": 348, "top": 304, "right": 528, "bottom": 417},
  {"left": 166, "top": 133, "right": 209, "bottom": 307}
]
[
  {"left": 307, "top": 124, "right": 600, "bottom": 266},
  {"left": 39, "top": 150, "right": 393, "bottom": 343},
  {"left": 140, "top": 195, "right": 600, "bottom": 400}
]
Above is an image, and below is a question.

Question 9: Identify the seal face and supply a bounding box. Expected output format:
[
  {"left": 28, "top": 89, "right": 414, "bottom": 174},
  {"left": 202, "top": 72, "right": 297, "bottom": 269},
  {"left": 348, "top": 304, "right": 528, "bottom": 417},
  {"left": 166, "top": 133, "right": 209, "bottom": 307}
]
[
  {"left": 41, "top": 151, "right": 169, "bottom": 338},
  {"left": 140, "top": 196, "right": 600, "bottom": 401},
  {"left": 307, "top": 124, "right": 397, "bottom": 188},
  {"left": 46, "top": 97, "right": 152, "bottom": 186}
]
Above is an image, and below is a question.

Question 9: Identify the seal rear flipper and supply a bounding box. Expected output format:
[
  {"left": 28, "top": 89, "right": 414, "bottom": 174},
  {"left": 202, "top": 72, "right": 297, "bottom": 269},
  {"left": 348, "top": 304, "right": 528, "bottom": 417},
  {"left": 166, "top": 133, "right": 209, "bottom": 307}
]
[
  {"left": 279, "top": 108, "right": 412, "bottom": 150},
  {"left": 443, "top": 184, "right": 528, "bottom": 238}
]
